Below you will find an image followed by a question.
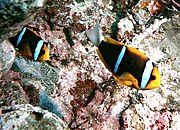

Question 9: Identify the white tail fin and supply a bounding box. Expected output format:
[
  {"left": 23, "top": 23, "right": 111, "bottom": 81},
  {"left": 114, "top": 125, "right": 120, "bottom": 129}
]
[{"left": 86, "top": 23, "right": 102, "bottom": 47}]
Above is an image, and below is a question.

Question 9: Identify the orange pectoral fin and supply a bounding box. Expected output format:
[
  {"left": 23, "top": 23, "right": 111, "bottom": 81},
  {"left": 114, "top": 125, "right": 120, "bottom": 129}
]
[
  {"left": 113, "top": 72, "right": 141, "bottom": 90},
  {"left": 17, "top": 45, "right": 33, "bottom": 60}
]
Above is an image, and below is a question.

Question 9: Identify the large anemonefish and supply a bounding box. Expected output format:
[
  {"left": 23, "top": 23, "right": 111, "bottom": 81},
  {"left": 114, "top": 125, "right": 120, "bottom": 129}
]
[
  {"left": 9, "top": 27, "right": 49, "bottom": 61},
  {"left": 86, "top": 24, "right": 161, "bottom": 90}
]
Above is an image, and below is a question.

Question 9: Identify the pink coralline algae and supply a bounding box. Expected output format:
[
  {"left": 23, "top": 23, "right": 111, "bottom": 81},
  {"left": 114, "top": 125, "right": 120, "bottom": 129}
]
[
  {"left": 69, "top": 78, "right": 97, "bottom": 109},
  {"left": 69, "top": 87, "right": 120, "bottom": 130},
  {"left": 123, "top": 104, "right": 179, "bottom": 129},
  {"left": 150, "top": 110, "right": 172, "bottom": 130}
]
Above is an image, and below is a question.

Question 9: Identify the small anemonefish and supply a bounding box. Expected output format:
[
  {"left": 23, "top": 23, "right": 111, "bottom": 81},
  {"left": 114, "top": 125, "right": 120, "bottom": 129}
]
[
  {"left": 86, "top": 24, "right": 161, "bottom": 90},
  {"left": 9, "top": 27, "right": 49, "bottom": 61}
]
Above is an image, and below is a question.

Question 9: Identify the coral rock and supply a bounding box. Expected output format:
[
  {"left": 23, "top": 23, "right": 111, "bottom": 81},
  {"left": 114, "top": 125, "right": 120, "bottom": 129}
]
[{"left": 0, "top": 40, "right": 15, "bottom": 78}]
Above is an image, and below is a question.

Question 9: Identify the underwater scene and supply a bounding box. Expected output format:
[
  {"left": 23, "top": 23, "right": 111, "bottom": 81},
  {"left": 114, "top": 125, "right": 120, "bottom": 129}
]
[{"left": 0, "top": 0, "right": 179, "bottom": 129}]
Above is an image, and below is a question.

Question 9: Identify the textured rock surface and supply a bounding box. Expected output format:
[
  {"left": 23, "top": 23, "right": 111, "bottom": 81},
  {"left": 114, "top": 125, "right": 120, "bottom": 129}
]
[
  {"left": 0, "top": 40, "right": 15, "bottom": 79},
  {"left": 160, "top": 19, "right": 180, "bottom": 71},
  {"left": 1, "top": 104, "right": 68, "bottom": 130},
  {"left": 12, "top": 58, "right": 59, "bottom": 95},
  {"left": 0, "top": 0, "right": 180, "bottom": 129}
]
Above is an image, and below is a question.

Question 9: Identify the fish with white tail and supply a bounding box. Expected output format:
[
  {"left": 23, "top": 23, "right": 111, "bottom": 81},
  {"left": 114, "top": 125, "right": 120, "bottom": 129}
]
[{"left": 86, "top": 24, "right": 161, "bottom": 90}]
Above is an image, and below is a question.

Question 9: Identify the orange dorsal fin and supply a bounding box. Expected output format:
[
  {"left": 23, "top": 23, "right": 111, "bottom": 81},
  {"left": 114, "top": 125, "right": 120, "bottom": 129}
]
[{"left": 104, "top": 37, "right": 126, "bottom": 46}]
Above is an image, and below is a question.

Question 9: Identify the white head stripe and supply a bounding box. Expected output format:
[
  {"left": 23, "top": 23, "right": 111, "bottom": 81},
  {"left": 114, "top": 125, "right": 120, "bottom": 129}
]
[
  {"left": 140, "top": 60, "right": 153, "bottom": 89},
  {"left": 34, "top": 40, "right": 44, "bottom": 60},
  {"left": 114, "top": 46, "right": 126, "bottom": 74},
  {"left": 17, "top": 27, "right": 26, "bottom": 46}
]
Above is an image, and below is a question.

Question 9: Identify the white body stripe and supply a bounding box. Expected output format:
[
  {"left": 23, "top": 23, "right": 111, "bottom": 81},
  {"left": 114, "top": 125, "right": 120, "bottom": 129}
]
[
  {"left": 114, "top": 46, "right": 126, "bottom": 74},
  {"left": 140, "top": 60, "right": 153, "bottom": 89},
  {"left": 34, "top": 40, "right": 44, "bottom": 60},
  {"left": 17, "top": 27, "right": 26, "bottom": 47}
]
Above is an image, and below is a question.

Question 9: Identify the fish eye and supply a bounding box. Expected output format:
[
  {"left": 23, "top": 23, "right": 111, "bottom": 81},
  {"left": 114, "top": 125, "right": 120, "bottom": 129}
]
[
  {"left": 44, "top": 42, "right": 48, "bottom": 46},
  {"left": 150, "top": 75, "right": 156, "bottom": 80},
  {"left": 39, "top": 50, "right": 45, "bottom": 56}
]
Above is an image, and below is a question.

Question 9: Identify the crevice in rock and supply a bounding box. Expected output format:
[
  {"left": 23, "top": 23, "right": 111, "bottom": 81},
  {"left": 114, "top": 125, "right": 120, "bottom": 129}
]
[
  {"left": 119, "top": 96, "right": 133, "bottom": 130},
  {"left": 32, "top": 111, "right": 43, "bottom": 121},
  {"left": 63, "top": 27, "right": 75, "bottom": 47},
  {"left": 83, "top": 87, "right": 98, "bottom": 107}
]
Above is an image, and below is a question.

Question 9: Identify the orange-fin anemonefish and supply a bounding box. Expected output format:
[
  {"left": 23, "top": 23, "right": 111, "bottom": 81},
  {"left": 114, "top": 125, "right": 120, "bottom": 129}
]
[
  {"left": 86, "top": 24, "right": 161, "bottom": 90},
  {"left": 9, "top": 27, "right": 49, "bottom": 61}
]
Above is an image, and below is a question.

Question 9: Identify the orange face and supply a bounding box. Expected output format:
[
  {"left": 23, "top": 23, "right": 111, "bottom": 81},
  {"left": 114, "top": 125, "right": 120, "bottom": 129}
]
[
  {"left": 144, "top": 66, "right": 161, "bottom": 90},
  {"left": 37, "top": 43, "right": 50, "bottom": 61}
]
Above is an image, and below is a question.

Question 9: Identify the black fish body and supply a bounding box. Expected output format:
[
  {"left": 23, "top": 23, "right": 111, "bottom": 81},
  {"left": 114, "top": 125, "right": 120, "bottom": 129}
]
[
  {"left": 86, "top": 24, "right": 161, "bottom": 90},
  {"left": 9, "top": 27, "right": 49, "bottom": 61}
]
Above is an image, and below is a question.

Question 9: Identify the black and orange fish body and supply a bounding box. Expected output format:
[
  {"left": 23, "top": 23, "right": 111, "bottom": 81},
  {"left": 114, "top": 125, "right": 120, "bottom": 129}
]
[
  {"left": 86, "top": 24, "right": 161, "bottom": 90},
  {"left": 9, "top": 27, "right": 49, "bottom": 61}
]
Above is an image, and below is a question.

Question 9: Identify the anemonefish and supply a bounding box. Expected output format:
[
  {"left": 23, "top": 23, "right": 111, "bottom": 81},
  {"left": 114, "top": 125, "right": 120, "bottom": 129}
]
[
  {"left": 9, "top": 27, "right": 49, "bottom": 61},
  {"left": 86, "top": 24, "right": 161, "bottom": 90}
]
